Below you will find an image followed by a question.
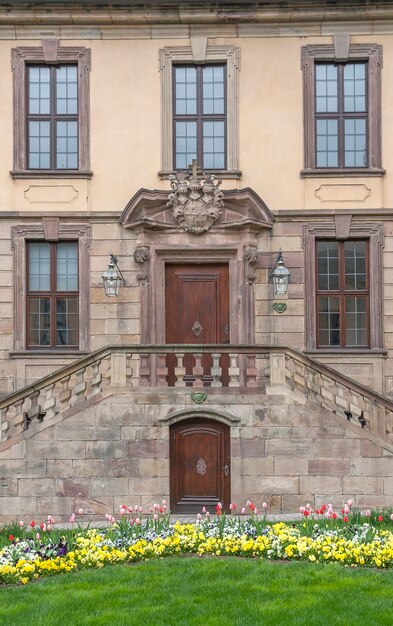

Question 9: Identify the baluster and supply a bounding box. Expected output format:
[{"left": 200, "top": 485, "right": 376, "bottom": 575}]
[
  {"left": 139, "top": 354, "right": 151, "bottom": 386},
  {"left": 58, "top": 375, "right": 72, "bottom": 411},
  {"left": 70, "top": 369, "right": 87, "bottom": 406},
  {"left": 90, "top": 360, "right": 102, "bottom": 396},
  {"left": 0, "top": 406, "right": 10, "bottom": 441},
  {"left": 211, "top": 353, "right": 222, "bottom": 388},
  {"left": 174, "top": 353, "right": 186, "bottom": 387},
  {"left": 192, "top": 353, "right": 204, "bottom": 388},
  {"left": 26, "top": 390, "right": 42, "bottom": 425},
  {"left": 228, "top": 353, "right": 240, "bottom": 388},
  {"left": 6, "top": 399, "right": 27, "bottom": 438},
  {"left": 157, "top": 354, "right": 168, "bottom": 387},
  {"left": 126, "top": 353, "right": 134, "bottom": 387},
  {"left": 42, "top": 383, "right": 58, "bottom": 419},
  {"left": 245, "top": 354, "right": 257, "bottom": 388}
]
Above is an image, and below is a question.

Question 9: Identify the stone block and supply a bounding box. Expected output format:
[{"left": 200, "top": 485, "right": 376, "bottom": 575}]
[
  {"left": 360, "top": 440, "right": 383, "bottom": 457},
  {"left": 11, "top": 441, "right": 26, "bottom": 459},
  {"left": 47, "top": 460, "right": 74, "bottom": 478},
  {"left": 26, "top": 440, "right": 85, "bottom": 460},
  {"left": 300, "top": 476, "right": 342, "bottom": 494},
  {"left": 243, "top": 476, "right": 299, "bottom": 495},
  {"left": 308, "top": 459, "right": 350, "bottom": 475},
  {"left": 85, "top": 441, "right": 127, "bottom": 459},
  {"left": 343, "top": 476, "right": 383, "bottom": 495},
  {"left": 90, "top": 478, "right": 129, "bottom": 497},
  {"left": 57, "top": 426, "right": 121, "bottom": 441},
  {"left": 315, "top": 439, "right": 361, "bottom": 457},
  {"left": 127, "top": 440, "right": 168, "bottom": 459},
  {"left": 314, "top": 495, "right": 346, "bottom": 508},
  {"left": 350, "top": 458, "right": 393, "bottom": 477},
  {"left": 139, "top": 458, "right": 169, "bottom": 478},
  {"left": 274, "top": 457, "right": 308, "bottom": 475},
  {"left": 241, "top": 457, "right": 274, "bottom": 476},
  {"left": 0, "top": 478, "right": 17, "bottom": 496},
  {"left": 55, "top": 480, "right": 90, "bottom": 498},
  {"left": 128, "top": 476, "right": 168, "bottom": 496},
  {"left": 266, "top": 439, "right": 311, "bottom": 456},
  {"left": 233, "top": 437, "right": 265, "bottom": 457},
  {"left": 37, "top": 497, "right": 72, "bottom": 517},
  {"left": 73, "top": 496, "right": 114, "bottom": 517},
  {"left": 355, "top": 495, "right": 393, "bottom": 508},
  {"left": 105, "top": 459, "right": 140, "bottom": 478},
  {"left": 73, "top": 460, "right": 104, "bottom": 478},
  {"left": 383, "top": 477, "right": 393, "bottom": 495},
  {"left": 0, "top": 459, "right": 46, "bottom": 478},
  {"left": 18, "top": 479, "right": 55, "bottom": 497},
  {"left": 282, "top": 494, "right": 313, "bottom": 511}
]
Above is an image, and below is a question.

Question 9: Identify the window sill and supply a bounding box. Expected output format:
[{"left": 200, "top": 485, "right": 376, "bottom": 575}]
[
  {"left": 158, "top": 169, "right": 242, "bottom": 180},
  {"left": 304, "top": 349, "right": 387, "bottom": 356},
  {"left": 10, "top": 170, "right": 93, "bottom": 179},
  {"left": 300, "top": 168, "right": 385, "bottom": 179},
  {"left": 9, "top": 350, "right": 90, "bottom": 358}
]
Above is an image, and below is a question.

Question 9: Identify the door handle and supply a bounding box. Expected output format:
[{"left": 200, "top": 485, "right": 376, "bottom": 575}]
[{"left": 222, "top": 464, "right": 230, "bottom": 477}]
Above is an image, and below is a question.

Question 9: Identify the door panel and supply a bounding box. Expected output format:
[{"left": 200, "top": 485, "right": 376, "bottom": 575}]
[{"left": 170, "top": 418, "right": 230, "bottom": 512}]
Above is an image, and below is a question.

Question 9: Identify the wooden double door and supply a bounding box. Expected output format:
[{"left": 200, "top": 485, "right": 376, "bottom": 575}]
[{"left": 165, "top": 263, "right": 231, "bottom": 512}]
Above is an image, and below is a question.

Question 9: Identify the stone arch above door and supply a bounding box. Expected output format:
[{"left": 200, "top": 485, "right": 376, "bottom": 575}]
[{"left": 119, "top": 186, "right": 274, "bottom": 345}]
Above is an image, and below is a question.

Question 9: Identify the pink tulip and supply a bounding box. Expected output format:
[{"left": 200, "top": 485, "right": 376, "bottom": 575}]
[
  {"left": 206, "top": 511, "right": 210, "bottom": 518},
  {"left": 78, "top": 508, "right": 83, "bottom": 515},
  {"left": 128, "top": 506, "right": 133, "bottom": 513},
  {"left": 70, "top": 514, "right": 76, "bottom": 524},
  {"left": 241, "top": 507, "right": 246, "bottom": 514},
  {"left": 390, "top": 513, "right": 393, "bottom": 521},
  {"left": 134, "top": 505, "right": 139, "bottom": 512},
  {"left": 197, "top": 513, "right": 202, "bottom": 520},
  {"left": 139, "top": 506, "right": 143, "bottom": 513},
  {"left": 365, "top": 509, "right": 371, "bottom": 517},
  {"left": 162, "top": 500, "right": 167, "bottom": 506},
  {"left": 35, "top": 533, "right": 40, "bottom": 540},
  {"left": 202, "top": 507, "right": 206, "bottom": 513},
  {"left": 120, "top": 508, "right": 127, "bottom": 516},
  {"left": 135, "top": 517, "right": 141, "bottom": 525},
  {"left": 18, "top": 520, "right": 24, "bottom": 528},
  {"left": 47, "top": 524, "right": 52, "bottom": 531},
  {"left": 262, "top": 502, "right": 268, "bottom": 509},
  {"left": 254, "top": 508, "right": 259, "bottom": 515},
  {"left": 347, "top": 499, "right": 353, "bottom": 508},
  {"left": 153, "top": 513, "right": 159, "bottom": 521},
  {"left": 129, "top": 518, "right": 134, "bottom": 526},
  {"left": 299, "top": 506, "right": 305, "bottom": 513}
]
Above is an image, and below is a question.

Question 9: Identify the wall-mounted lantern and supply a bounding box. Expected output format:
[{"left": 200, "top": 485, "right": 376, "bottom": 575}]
[
  {"left": 102, "top": 254, "right": 125, "bottom": 297},
  {"left": 269, "top": 250, "right": 290, "bottom": 296}
]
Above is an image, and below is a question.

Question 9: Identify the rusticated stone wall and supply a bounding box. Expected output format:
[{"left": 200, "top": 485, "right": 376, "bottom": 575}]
[{"left": 0, "top": 388, "right": 391, "bottom": 523}]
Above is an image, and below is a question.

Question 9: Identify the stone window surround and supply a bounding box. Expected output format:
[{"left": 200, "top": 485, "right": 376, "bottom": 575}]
[
  {"left": 159, "top": 44, "right": 240, "bottom": 179},
  {"left": 11, "top": 221, "right": 91, "bottom": 353},
  {"left": 301, "top": 43, "right": 383, "bottom": 178},
  {"left": 11, "top": 43, "right": 91, "bottom": 178},
  {"left": 303, "top": 221, "right": 384, "bottom": 351}
]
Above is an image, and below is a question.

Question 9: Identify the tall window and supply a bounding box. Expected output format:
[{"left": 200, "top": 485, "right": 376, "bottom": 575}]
[
  {"left": 27, "top": 65, "right": 78, "bottom": 170},
  {"left": 315, "top": 63, "right": 367, "bottom": 168},
  {"left": 173, "top": 65, "right": 226, "bottom": 169},
  {"left": 301, "top": 44, "right": 382, "bottom": 175},
  {"left": 316, "top": 240, "right": 369, "bottom": 347},
  {"left": 27, "top": 242, "right": 78, "bottom": 348}
]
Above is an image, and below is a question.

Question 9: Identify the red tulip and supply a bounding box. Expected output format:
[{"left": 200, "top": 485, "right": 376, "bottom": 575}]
[
  {"left": 8, "top": 534, "right": 14, "bottom": 541},
  {"left": 378, "top": 515, "right": 383, "bottom": 522},
  {"left": 343, "top": 515, "right": 348, "bottom": 523},
  {"left": 29, "top": 520, "right": 35, "bottom": 528}
]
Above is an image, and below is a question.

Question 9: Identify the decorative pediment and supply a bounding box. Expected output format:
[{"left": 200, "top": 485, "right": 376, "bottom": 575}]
[{"left": 119, "top": 186, "right": 274, "bottom": 232}]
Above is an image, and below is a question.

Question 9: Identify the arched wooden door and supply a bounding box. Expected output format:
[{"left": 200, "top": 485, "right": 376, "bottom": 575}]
[{"left": 170, "top": 418, "right": 230, "bottom": 513}]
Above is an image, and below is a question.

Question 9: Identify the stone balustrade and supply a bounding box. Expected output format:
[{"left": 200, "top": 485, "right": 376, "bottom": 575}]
[{"left": 0, "top": 345, "right": 392, "bottom": 446}]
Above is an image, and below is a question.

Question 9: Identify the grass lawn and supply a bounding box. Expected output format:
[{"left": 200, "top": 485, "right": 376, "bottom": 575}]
[{"left": 0, "top": 557, "right": 392, "bottom": 626}]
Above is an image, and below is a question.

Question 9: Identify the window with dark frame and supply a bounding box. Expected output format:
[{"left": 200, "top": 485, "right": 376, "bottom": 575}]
[
  {"left": 27, "top": 65, "right": 78, "bottom": 170},
  {"left": 316, "top": 240, "right": 369, "bottom": 348},
  {"left": 27, "top": 241, "right": 79, "bottom": 348},
  {"left": 173, "top": 64, "right": 226, "bottom": 170},
  {"left": 315, "top": 62, "right": 367, "bottom": 168},
  {"left": 301, "top": 44, "right": 382, "bottom": 175}
]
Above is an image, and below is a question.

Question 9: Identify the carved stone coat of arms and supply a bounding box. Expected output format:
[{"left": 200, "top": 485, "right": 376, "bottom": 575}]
[{"left": 167, "top": 163, "right": 224, "bottom": 234}]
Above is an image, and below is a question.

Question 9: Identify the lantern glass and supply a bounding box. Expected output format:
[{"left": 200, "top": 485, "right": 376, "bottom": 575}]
[
  {"left": 271, "top": 259, "right": 290, "bottom": 295},
  {"left": 102, "top": 261, "right": 121, "bottom": 297}
]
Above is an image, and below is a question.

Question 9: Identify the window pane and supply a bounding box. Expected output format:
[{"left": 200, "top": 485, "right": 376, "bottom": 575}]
[
  {"left": 317, "top": 242, "right": 339, "bottom": 290},
  {"left": 56, "top": 65, "right": 78, "bottom": 115},
  {"left": 28, "top": 243, "right": 50, "bottom": 291},
  {"left": 345, "top": 297, "right": 367, "bottom": 346},
  {"left": 28, "top": 120, "right": 50, "bottom": 169},
  {"left": 344, "top": 63, "right": 366, "bottom": 112},
  {"left": 174, "top": 66, "right": 197, "bottom": 115},
  {"left": 345, "top": 241, "right": 367, "bottom": 290},
  {"left": 203, "top": 121, "right": 225, "bottom": 169},
  {"left": 318, "top": 297, "right": 340, "bottom": 346},
  {"left": 28, "top": 66, "right": 50, "bottom": 115},
  {"left": 203, "top": 65, "right": 225, "bottom": 114},
  {"left": 28, "top": 297, "right": 50, "bottom": 346},
  {"left": 56, "top": 297, "right": 78, "bottom": 346},
  {"left": 316, "top": 119, "right": 338, "bottom": 167},
  {"left": 56, "top": 242, "right": 78, "bottom": 291},
  {"left": 315, "top": 64, "right": 338, "bottom": 113},
  {"left": 344, "top": 118, "right": 367, "bottom": 167},
  {"left": 56, "top": 121, "right": 78, "bottom": 169},
  {"left": 175, "top": 121, "right": 197, "bottom": 169}
]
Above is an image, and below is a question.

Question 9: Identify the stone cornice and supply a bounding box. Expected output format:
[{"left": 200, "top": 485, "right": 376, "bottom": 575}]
[{"left": 2, "top": 1, "right": 393, "bottom": 35}]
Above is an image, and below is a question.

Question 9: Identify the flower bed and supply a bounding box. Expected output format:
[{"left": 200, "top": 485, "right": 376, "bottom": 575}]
[{"left": 1, "top": 501, "right": 392, "bottom": 585}]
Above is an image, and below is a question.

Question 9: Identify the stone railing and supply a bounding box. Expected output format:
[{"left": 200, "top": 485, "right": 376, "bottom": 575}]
[
  {"left": 0, "top": 345, "right": 392, "bottom": 445},
  {"left": 0, "top": 346, "right": 268, "bottom": 444},
  {"left": 268, "top": 348, "right": 393, "bottom": 443}
]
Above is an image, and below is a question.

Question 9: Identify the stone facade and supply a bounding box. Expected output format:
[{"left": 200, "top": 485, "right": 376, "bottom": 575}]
[{"left": 0, "top": 1, "right": 392, "bottom": 517}]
